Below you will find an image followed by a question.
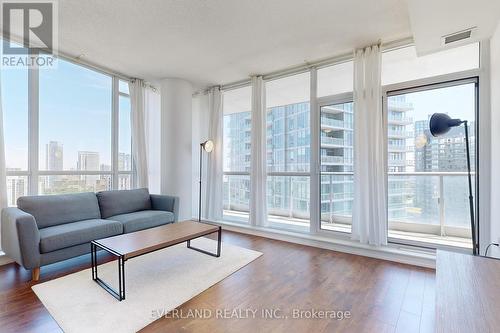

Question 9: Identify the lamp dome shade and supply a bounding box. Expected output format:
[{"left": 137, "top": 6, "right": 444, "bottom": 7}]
[
  {"left": 429, "top": 113, "right": 463, "bottom": 137},
  {"left": 201, "top": 140, "right": 214, "bottom": 152}
]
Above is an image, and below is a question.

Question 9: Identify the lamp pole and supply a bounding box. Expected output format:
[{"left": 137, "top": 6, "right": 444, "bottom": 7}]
[
  {"left": 429, "top": 113, "right": 477, "bottom": 255},
  {"left": 463, "top": 121, "right": 477, "bottom": 255},
  {"left": 199, "top": 143, "right": 203, "bottom": 222},
  {"left": 198, "top": 140, "right": 214, "bottom": 222}
]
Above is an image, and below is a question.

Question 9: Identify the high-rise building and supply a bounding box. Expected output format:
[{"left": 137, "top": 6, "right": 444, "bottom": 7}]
[
  {"left": 77, "top": 151, "right": 100, "bottom": 171},
  {"left": 267, "top": 102, "right": 310, "bottom": 219},
  {"left": 224, "top": 96, "right": 414, "bottom": 226},
  {"left": 118, "top": 153, "right": 132, "bottom": 171},
  {"left": 386, "top": 96, "right": 413, "bottom": 220},
  {"left": 223, "top": 111, "right": 251, "bottom": 213},
  {"left": 77, "top": 151, "right": 101, "bottom": 190},
  {"left": 320, "top": 102, "right": 353, "bottom": 222},
  {"left": 45, "top": 141, "right": 63, "bottom": 189},
  {"left": 46, "top": 141, "right": 63, "bottom": 171},
  {"left": 6, "top": 168, "right": 26, "bottom": 207}
]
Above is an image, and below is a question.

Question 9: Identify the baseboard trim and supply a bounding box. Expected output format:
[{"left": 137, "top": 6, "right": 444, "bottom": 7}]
[
  {"left": 0, "top": 252, "right": 14, "bottom": 266},
  {"left": 209, "top": 220, "right": 436, "bottom": 269}
]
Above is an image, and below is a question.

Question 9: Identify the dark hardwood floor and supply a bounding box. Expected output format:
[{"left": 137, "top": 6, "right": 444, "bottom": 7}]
[{"left": 0, "top": 231, "right": 435, "bottom": 333}]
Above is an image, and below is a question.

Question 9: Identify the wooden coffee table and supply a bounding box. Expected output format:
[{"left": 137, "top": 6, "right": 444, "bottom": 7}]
[{"left": 90, "top": 221, "right": 221, "bottom": 301}]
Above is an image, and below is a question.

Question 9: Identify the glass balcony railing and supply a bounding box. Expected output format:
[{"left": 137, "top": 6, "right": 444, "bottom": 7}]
[
  {"left": 222, "top": 170, "right": 473, "bottom": 245},
  {"left": 388, "top": 172, "right": 475, "bottom": 233},
  {"left": 388, "top": 101, "right": 413, "bottom": 111},
  {"left": 222, "top": 174, "right": 250, "bottom": 223},
  {"left": 321, "top": 155, "right": 344, "bottom": 164},
  {"left": 388, "top": 144, "right": 406, "bottom": 151},
  {"left": 321, "top": 137, "right": 344, "bottom": 146},
  {"left": 388, "top": 115, "right": 413, "bottom": 124},
  {"left": 388, "top": 129, "right": 407, "bottom": 137},
  {"left": 321, "top": 192, "right": 354, "bottom": 201},
  {"left": 321, "top": 118, "right": 345, "bottom": 128}
]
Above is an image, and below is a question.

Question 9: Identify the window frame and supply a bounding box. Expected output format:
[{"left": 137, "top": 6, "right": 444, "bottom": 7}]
[
  {"left": 217, "top": 41, "right": 489, "bottom": 253},
  {"left": 317, "top": 92, "right": 354, "bottom": 235},
  {"left": 4, "top": 50, "right": 135, "bottom": 204},
  {"left": 383, "top": 73, "right": 480, "bottom": 249}
]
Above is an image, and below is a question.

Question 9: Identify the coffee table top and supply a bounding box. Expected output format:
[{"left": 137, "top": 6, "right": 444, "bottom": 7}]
[{"left": 93, "top": 220, "right": 219, "bottom": 260}]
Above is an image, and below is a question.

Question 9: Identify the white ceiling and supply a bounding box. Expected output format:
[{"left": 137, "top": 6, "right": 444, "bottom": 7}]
[
  {"left": 57, "top": 0, "right": 411, "bottom": 89},
  {"left": 406, "top": 0, "right": 500, "bottom": 55}
]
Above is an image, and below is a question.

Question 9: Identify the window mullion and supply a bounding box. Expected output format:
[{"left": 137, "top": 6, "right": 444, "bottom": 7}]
[
  {"left": 112, "top": 77, "right": 119, "bottom": 189},
  {"left": 28, "top": 51, "right": 39, "bottom": 195},
  {"left": 310, "top": 67, "right": 320, "bottom": 234}
]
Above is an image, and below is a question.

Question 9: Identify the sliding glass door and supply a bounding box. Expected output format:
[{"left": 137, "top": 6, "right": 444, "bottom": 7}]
[
  {"left": 319, "top": 100, "right": 354, "bottom": 233},
  {"left": 386, "top": 79, "right": 477, "bottom": 248}
]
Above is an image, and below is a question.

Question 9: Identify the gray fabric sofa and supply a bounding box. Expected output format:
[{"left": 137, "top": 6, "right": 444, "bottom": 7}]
[{"left": 1, "top": 188, "right": 178, "bottom": 281}]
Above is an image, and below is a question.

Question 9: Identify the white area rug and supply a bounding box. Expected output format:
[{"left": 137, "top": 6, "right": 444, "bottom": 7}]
[{"left": 32, "top": 238, "right": 262, "bottom": 333}]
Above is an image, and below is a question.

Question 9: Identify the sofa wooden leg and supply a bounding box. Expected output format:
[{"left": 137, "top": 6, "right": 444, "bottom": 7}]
[{"left": 32, "top": 267, "right": 40, "bottom": 281}]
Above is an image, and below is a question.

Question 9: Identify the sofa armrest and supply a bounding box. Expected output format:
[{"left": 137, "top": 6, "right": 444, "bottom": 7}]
[
  {"left": 1, "top": 207, "right": 41, "bottom": 269},
  {"left": 150, "top": 194, "right": 179, "bottom": 222}
]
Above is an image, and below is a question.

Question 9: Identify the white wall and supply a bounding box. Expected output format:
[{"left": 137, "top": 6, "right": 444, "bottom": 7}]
[
  {"left": 490, "top": 22, "right": 500, "bottom": 254},
  {"left": 160, "top": 79, "right": 193, "bottom": 220},
  {"left": 145, "top": 86, "right": 161, "bottom": 194}
]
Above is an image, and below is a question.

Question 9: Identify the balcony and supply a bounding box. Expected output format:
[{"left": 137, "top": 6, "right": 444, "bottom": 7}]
[
  {"left": 321, "top": 192, "right": 353, "bottom": 202},
  {"left": 388, "top": 144, "right": 406, "bottom": 152},
  {"left": 388, "top": 159, "right": 406, "bottom": 166},
  {"left": 388, "top": 129, "right": 407, "bottom": 138},
  {"left": 321, "top": 136, "right": 344, "bottom": 147},
  {"left": 388, "top": 101, "right": 413, "bottom": 112},
  {"left": 388, "top": 115, "right": 413, "bottom": 125},
  {"left": 321, "top": 155, "right": 344, "bottom": 164},
  {"left": 222, "top": 170, "right": 472, "bottom": 250},
  {"left": 321, "top": 105, "right": 350, "bottom": 114},
  {"left": 320, "top": 174, "right": 353, "bottom": 183},
  {"left": 387, "top": 172, "right": 474, "bottom": 244},
  {"left": 321, "top": 118, "right": 346, "bottom": 129}
]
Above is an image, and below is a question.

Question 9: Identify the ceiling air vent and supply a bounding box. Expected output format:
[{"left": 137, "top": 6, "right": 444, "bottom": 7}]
[{"left": 442, "top": 27, "right": 476, "bottom": 45}]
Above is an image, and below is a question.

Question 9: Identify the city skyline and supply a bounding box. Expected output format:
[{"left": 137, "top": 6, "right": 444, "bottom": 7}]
[{"left": 6, "top": 140, "right": 132, "bottom": 206}]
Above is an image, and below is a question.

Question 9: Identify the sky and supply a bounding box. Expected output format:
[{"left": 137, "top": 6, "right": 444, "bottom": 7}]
[
  {"left": 405, "top": 83, "right": 475, "bottom": 123},
  {"left": 2, "top": 58, "right": 131, "bottom": 171}
]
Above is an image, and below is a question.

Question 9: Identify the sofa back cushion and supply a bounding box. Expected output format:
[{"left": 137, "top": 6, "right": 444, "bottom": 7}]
[
  {"left": 17, "top": 192, "right": 101, "bottom": 229},
  {"left": 97, "top": 188, "right": 152, "bottom": 218}
]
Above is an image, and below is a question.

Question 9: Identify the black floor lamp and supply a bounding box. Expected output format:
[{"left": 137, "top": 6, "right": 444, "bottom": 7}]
[
  {"left": 199, "top": 140, "right": 214, "bottom": 222},
  {"left": 429, "top": 113, "right": 477, "bottom": 255}
]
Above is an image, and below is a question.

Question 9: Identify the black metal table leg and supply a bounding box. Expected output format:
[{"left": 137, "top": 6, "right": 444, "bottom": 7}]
[
  {"left": 91, "top": 242, "right": 96, "bottom": 280},
  {"left": 187, "top": 226, "right": 222, "bottom": 257},
  {"left": 91, "top": 241, "right": 126, "bottom": 301},
  {"left": 120, "top": 256, "right": 125, "bottom": 300}
]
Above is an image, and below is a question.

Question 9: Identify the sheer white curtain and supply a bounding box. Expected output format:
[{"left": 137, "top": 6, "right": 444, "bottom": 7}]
[
  {"left": 129, "top": 79, "right": 149, "bottom": 188},
  {"left": 145, "top": 86, "right": 161, "bottom": 193},
  {"left": 352, "top": 45, "right": 388, "bottom": 245},
  {"left": 250, "top": 76, "right": 268, "bottom": 226},
  {"left": 204, "top": 87, "right": 223, "bottom": 221},
  {"left": 0, "top": 77, "right": 7, "bottom": 250}
]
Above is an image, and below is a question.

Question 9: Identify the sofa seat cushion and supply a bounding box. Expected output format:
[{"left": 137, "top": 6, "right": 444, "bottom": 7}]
[
  {"left": 108, "top": 210, "right": 174, "bottom": 233},
  {"left": 39, "top": 219, "right": 123, "bottom": 253}
]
